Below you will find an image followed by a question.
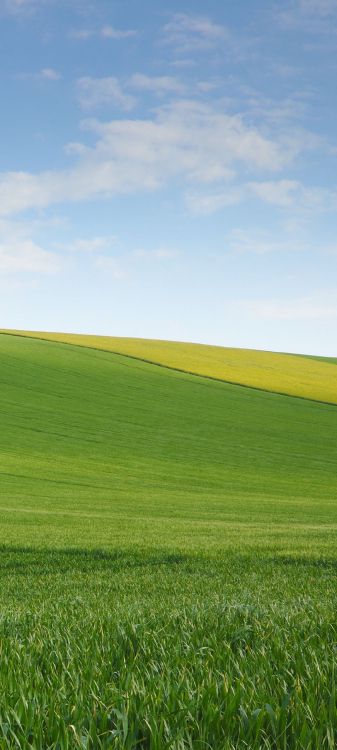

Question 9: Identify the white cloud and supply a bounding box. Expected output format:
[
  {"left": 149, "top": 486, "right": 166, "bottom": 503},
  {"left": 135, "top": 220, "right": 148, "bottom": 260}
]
[
  {"left": 132, "top": 248, "right": 176, "bottom": 260},
  {"left": 39, "top": 67, "right": 61, "bottom": 81},
  {"left": 298, "top": 0, "right": 337, "bottom": 11},
  {"left": 169, "top": 58, "right": 196, "bottom": 69},
  {"left": 248, "top": 180, "right": 337, "bottom": 211},
  {"left": 61, "top": 235, "right": 116, "bottom": 253},
  {"left": 0, "top": 239, "right": 60, "bottom": 274},
  {"left": 0, "top": 171, "right": 58, "bottom": 215},
  {"left": 69, "top": 26, "right": 137, "bottom": 41},
  {"left": 242, "top": 93, "right": 308, "bottom": 125},
  {"left": 0, "top": 100, "right": 316, "bottom": 217},
  {"left": 68, "top": 29, "right": 92, "bottom": 40},
  {"left": 248, "top": 298, "right": 337, "bottom": 321},
  {"left": 321, "top": 243, "right": 337, "bottom": 255},
  {"left": 228, "top": 228, "right": 305, "bottom": 255},
  {"left": 186, "top": 188, "right": 243, "bottom": 215},
  {"left": 80, "top": 100, "right": 288, "bottom": 182},
  {"left": 0, "top": 217, "right": 62, "bottom": 275},
  {"left": 94, "top": 256, "right": 125, "bottom": 279},
  {"left": 101, "top": 25, "right": 137, "bottom": 39},
  {"left": 77, "top": 77, "right": 136, "bottom": 111},
  {"left": 129, "top": 74, "right": 184, "bottom": 95},
  {"left": 187, "top": 178, "right": 337, "bottom": 216},
  {"left": 229, "top": 229, "right": 337, "bottom": 257},
  {"left": 163, "top": 13, "right": 229, "bottom": 51},
  {"left": 17, "top": 67, "right": 61, "bottom": 82},
  {"left": 196, "top": 81, "right": 219, "bottom": 93},
  {"left": 1, "top": 0, "right": 39, "bottom": 13},
  {"left": 276, "top": 0, "right": 337, "bottom": 32},
  {"left": 248, "top": 180, "right": 300, "bottom": 207},
  {"left": 63, "top": 141, "right": 89, "bottom": 157},
  {"left": 94, "top": 246, "right": 175, "bottom": 279}
]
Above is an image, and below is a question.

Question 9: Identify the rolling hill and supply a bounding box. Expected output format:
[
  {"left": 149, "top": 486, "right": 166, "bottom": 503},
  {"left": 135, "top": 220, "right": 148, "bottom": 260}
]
[
  {"left": 0, "top": 330, "right": 336, "bottom": 748},
  {"left": 0, "top": 330, "right": 336, "bottom": 553},
  {"left": 1, "top": 328, "right": 337, "bottom": 405}
]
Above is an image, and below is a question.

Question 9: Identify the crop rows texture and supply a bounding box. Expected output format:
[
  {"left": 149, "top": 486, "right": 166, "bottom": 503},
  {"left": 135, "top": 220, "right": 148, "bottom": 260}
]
[{"left": 0, "top": 332, "right": 336, "bottom": 749}]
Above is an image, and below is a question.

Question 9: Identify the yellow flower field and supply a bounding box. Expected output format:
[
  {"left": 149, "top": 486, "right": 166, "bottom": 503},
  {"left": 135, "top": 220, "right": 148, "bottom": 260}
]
[{"left": 1, "top": 329, "right": 337, "bottom": 405}]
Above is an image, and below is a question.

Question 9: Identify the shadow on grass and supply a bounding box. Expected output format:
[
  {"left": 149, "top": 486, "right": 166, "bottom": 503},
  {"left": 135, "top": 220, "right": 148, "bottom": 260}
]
[
  {"left": 274, "top": 555, "right": 337, "bottom": 571},
  {"left": 0, "top": 545, "right": 336, "bottom": 576},
  {"left": 0, "top": 545, "right": 189, "bottom": 575}
]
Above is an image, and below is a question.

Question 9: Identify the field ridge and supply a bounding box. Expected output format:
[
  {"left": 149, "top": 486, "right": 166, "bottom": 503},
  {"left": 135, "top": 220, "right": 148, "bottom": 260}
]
[{"left": 1, "top": 328, "right": 337, "bottom": 406}]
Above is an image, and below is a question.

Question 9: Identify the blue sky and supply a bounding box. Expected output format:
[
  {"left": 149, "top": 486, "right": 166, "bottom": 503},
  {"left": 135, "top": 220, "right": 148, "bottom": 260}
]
[{"left": 1, "top": 0, "right": 337, "bottom": 355}]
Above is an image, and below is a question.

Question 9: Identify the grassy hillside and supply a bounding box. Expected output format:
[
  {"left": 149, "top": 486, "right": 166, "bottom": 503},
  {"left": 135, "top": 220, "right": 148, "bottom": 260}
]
[
  {"left": 0, "top": 331, "right": 336, "bottom": 748},
  {"left": 2, "top": 328, "right": 337, "bottom": 405},
  {"left": 1, "top": 331, "right": 336, "bottom": 551}
]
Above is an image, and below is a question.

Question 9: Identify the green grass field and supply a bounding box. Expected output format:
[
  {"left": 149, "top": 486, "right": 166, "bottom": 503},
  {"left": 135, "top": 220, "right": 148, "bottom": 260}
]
[
  {"left": 2, "top": 329, "right": 337, "bottom": 404},
  {"left": 0, "top": 331, "right": 336, "bottom": 749}
]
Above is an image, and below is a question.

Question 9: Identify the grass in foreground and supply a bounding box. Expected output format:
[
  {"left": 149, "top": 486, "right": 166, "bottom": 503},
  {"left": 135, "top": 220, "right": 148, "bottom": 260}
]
[
  {"left": 0, "top": 332, "right": 336, "bottom": 748},
  {"left": 2, "top": 328, "right": 337, "bottom": 405},
  {"left": 1, "top": 549, "right": 336, "bottom": 750}
]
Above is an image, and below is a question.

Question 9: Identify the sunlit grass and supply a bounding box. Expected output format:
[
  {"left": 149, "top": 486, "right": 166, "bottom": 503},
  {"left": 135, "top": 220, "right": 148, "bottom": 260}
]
[
  {"left": 2, "top": 328, "right": 337, "bottom": 404},
  {"left": 0, "top": 332, "right": 336, "bottom": 748}
]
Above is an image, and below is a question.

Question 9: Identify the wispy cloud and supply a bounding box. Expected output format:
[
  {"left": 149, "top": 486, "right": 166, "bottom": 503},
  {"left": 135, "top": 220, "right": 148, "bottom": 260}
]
[
  {"left": 94, "top": 246, "right": 176, "bottom": 280},
  {"left": 17, "top": 67, "right": 61, "bottom": 82},
  {"left": 186, "top": 188, "right": 243, "bottom": 215},
  {"left": 0, "top": 239, "right": 60, "bottom": 274},
  {"left": 0, "top": 100, "right": 320, "bottom": 217},
  {"left": 39, "top": 67, "right": 61, "bottom": 81},
  {"left": 228, "top": 228, "right": 304, "bottom": 255},
  {"left": 228, "top": 228, "right": 337, "bottom": 257},
  {"left": 187, "top": 177, "right": 337, "bottom": 216},
  {"left": 0, "top": 216, "right": 63, "bottom": 275},
  {"left": 94, "top": 256, "right": 126, "bottom": 279},
  {"left": 129, "top": 73, "right": 184, "bottom": 95},
  {"left": 76, "top": 77, "right": 136, "bottom": 111},
  {"left": 247, "top": 297, "right": 337, "bottom": 320},
  {"left": 276, "top": 0, "right": 337, "bottom": 33},
  {"left": 240, "top": 91, "right": 309, "bottom": 125},
  {"left": 68, "top": 29, "right": 92, "bottom": 40},
  {"left": 1, "top": 0, "right": 40, "bottom": 14},
  {"left": 101, "top": 25, "right": 137, "bottom": 39},
  {"left": 132, "top": 247, "right": 177, "bottom": 260},
  {"left": 69, "top": 26, "right": 137, "bottom": 41},
  {"left": 163, "top": 13, "right": 229, "bottom": 52},
  {"left": 60, "top": 236, "right": 117, "bottom": 254},
  {"left": 248, "top": 179, "right": 301, "bottom": 207},
  {"left": 248, "top": 180, "right": 337, "bottom": 212}
]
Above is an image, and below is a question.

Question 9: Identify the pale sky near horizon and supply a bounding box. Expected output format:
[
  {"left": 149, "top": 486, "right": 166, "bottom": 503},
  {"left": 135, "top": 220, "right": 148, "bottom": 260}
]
[{"left": 1, "top": 0, "right": 337, "bottom": 356}]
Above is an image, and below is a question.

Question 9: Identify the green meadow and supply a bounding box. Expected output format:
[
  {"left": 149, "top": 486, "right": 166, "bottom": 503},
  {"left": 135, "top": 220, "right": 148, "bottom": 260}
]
[
  {"left": 0, "top": 331, "right": 336, "bottom": 749},
  {"left": 4, "top": 328, "right": 337, "bottom": 404}
]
